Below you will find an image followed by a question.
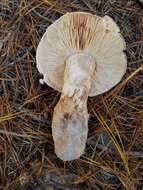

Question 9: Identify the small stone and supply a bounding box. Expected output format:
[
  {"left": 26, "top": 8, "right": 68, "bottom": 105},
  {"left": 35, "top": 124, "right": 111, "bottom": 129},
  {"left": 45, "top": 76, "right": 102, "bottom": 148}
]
[{"left": 39, "top": 79, "right": 45, "bottom": 85}]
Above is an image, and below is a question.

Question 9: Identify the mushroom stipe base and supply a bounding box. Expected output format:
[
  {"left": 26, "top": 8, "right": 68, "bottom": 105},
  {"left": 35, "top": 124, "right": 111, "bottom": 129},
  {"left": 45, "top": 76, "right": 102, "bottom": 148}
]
[{"left": 52, "top": 53, "right": 96, "bottom": 161}]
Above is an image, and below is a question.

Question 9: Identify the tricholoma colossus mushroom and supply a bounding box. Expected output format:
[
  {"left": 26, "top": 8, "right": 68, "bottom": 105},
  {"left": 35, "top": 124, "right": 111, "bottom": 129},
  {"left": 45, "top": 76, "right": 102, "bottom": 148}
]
[{"left": 36, "top": 12, "right": 127, "bottom": 161}]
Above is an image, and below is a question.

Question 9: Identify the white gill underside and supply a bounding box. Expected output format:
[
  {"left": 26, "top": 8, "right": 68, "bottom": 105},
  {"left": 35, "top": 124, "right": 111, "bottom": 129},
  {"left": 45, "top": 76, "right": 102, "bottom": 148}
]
[{"left": 36, "top": 12, "right": 127, "bottom": 97}]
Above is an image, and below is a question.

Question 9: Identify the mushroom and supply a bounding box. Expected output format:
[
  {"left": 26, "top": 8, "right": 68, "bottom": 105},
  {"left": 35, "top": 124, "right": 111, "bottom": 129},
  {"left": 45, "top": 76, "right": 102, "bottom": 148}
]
[{"left": 36, "top": 12, "right": 127, "bottom": 161}]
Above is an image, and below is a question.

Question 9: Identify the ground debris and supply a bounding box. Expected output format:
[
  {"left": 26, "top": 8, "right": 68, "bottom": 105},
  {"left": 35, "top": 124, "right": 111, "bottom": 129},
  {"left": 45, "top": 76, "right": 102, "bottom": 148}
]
[{"left": 0, "top": 0, "right": 143, "bottom": 189}]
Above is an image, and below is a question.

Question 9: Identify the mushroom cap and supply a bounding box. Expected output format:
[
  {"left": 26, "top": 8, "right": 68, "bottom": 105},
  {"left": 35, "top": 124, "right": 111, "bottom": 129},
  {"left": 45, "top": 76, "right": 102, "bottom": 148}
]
[{"left": 36, "top": 12, "right": 127, "bottom": 96}]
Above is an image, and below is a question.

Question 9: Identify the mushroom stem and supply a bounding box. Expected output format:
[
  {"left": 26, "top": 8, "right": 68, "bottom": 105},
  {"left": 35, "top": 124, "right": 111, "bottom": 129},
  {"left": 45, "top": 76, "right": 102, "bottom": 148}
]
[{"left": 52, "top": 53, "right": 96, "bottom": 161}]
